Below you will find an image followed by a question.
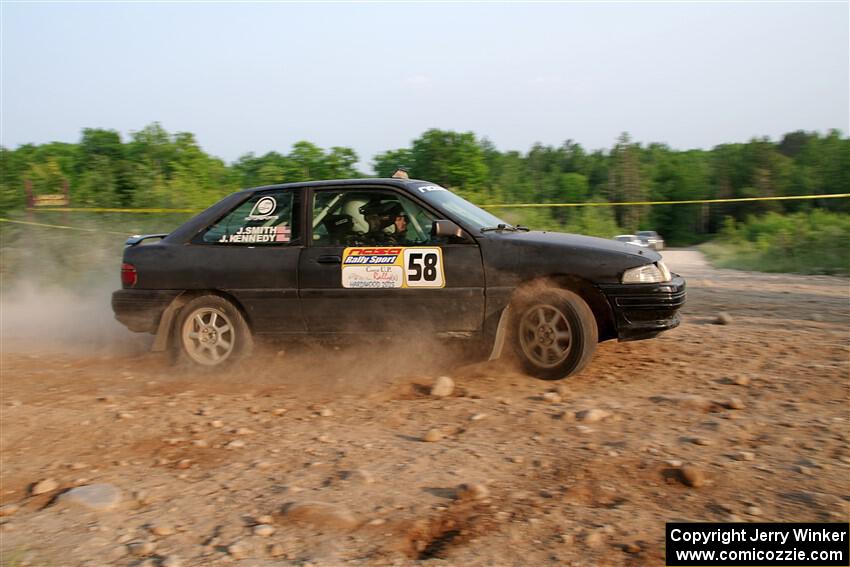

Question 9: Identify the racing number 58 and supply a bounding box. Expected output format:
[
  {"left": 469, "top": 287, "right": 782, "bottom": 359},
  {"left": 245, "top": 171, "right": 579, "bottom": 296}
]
[
  {"left": 407, "top": 252, "right": 437, "bottom": 281},
  {"left": 403, "top": 248, "right": 444, "bottom": 288}
]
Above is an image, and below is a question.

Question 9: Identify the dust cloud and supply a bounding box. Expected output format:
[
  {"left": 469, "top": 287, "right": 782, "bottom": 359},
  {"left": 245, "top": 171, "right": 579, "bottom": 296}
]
[{"left": 0, "top": 281, "right": 151, "bottom": 355}]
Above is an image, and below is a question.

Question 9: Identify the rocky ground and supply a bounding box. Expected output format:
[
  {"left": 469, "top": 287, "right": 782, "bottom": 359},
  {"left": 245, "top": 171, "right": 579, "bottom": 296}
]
[{"left": 1, "top": 250, "right": 848, "bottom": 567}]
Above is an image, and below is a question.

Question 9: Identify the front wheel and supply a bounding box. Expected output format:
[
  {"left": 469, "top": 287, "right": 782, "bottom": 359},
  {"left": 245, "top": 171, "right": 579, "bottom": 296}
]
[
  {"left": 511, "top": 288, "right": 598, "bottom": 380},
  {"left": 175, "top": 295, "right": 253, "bottom": 367}
]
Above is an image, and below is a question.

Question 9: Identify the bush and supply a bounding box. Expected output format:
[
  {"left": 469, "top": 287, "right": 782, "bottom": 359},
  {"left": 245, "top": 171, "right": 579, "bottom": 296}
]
[{"left": 702, "top": 211, "right": 850, "bottom": 275}]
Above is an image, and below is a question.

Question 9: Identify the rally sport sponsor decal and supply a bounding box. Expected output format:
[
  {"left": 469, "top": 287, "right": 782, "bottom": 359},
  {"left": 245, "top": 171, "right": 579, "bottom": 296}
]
[{"left": 341, "top": 247, "right": 445, "bottom": 289}]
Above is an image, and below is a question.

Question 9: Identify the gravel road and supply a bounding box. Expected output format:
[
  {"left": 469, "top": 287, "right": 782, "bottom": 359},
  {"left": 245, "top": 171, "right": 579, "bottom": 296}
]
[{"left": 1, "top": 249, "right": 848, "bottom": 566}]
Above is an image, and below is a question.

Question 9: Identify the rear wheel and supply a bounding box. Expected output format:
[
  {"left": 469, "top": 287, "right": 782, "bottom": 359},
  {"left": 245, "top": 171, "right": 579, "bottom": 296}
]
[
  {"left": 176, "top": 295, "right": 252, "bottom": 367},
  {"left": 511, "top": 288, "right": 597, "bottom": 380}
]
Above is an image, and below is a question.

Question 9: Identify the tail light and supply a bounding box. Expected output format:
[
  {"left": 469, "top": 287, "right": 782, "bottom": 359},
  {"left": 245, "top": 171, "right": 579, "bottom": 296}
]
[{"left": 121, "top": 263, "right": 138, "bottom": 287}]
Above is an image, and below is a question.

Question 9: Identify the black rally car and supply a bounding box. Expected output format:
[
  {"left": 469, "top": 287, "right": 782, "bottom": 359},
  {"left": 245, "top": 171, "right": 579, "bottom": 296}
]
[{"left": 112, "top": 178, "right": 685, "bottom": 379}]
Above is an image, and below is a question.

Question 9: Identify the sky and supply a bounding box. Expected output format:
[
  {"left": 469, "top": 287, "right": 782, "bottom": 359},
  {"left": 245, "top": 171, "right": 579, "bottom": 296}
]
[{"left": 1, "top": 1, "right": 848, "bottom": 172}]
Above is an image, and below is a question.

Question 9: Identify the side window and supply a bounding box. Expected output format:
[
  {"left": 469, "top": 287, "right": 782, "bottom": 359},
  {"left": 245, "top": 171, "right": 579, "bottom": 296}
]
[
  {"left": 311, "top": 190, "right": 438, "bottom": 246},
  {"left": 198, "top": 190, "right": 300, "bottom": 245}
]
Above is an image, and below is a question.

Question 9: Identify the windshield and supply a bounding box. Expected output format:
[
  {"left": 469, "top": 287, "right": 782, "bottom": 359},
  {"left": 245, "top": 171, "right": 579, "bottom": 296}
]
[{"left": 413, "top": 184, "right": 510, "bottom": 230}]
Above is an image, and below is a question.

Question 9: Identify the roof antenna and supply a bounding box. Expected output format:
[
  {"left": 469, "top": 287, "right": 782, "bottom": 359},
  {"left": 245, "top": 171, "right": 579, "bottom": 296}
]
[{"left": 391, "top": 168, "right": 409, "bottom": 179}]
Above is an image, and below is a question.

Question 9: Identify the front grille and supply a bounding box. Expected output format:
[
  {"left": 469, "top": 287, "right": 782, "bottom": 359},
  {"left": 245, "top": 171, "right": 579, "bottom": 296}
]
[{"left": 613, "top": 289, "right": 687, "bottom": 310}]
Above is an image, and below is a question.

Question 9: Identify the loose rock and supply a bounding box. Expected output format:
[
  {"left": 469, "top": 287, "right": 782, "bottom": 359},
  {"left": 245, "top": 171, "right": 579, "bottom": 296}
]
[
  {"left": 227, "top": 540, "right": 250, "bottom": 559},
  {"left": 456, "top": 483, "right": 490, "bottom": 501},
  {"left": 542, "top": 392, "right": 562, "bottom": 404},
  {"left": 624, "top": 543, "right": 642, "bottom": 554},
  {"left": 150, "top": 523, "right": 175, "bottom": 536},
  {"left": 30, "top": 478, "right": 59, "bottom": 495},
  {"left": 680, "top": 464, "right": 706, "bottom": 488},
  {"left": 733, "top": 375, "right": 751, "bottom": 386},
  {"left": 576, "top": 409, "right": 612, "bottom": 423},
  {"left": 423, "top": 429, "right": 443, "bottom": 443},
  {"left": 57, "top": 483, "right": 122, "bottom": 511},
  {"left": 674, "top": 395, "right": 716, "bottom": 412},
  {"left": 431, "top": 376, "right": 455, "bottom": 397},
  {"left": 584, "top": 530, "right": 605, "bottom": 548},
  {"left": 281, "top": 501, "right": 359, "bottom": 530},
  {"left": 343, "top": 469, "right": 375, "bottom": 484},
  {"left": 715, "top": 312, "right": 733, "bottom": 325},
  {"left": 161, "top": 556, "right": 182, "bottom": 567},
  {"left": 253, "top": 524, "right": 275, "bottom": 537},
  {"left": 724, "top": 397, "right": 746, "bottom": 410},
  {"left": 127, "top": 541, "right": 156, "bottom": 557}
]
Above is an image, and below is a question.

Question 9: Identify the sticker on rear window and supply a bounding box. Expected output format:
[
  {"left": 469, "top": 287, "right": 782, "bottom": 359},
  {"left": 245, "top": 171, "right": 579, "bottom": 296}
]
[
  {"left": 342, "top": 247, "right": 444, "bottom": 289},
  {"left": 218, "top": 225, "right": 291, "bottom": 244},
  {"left": 245, "top": 196, "right": 279, "bottom": 221}
]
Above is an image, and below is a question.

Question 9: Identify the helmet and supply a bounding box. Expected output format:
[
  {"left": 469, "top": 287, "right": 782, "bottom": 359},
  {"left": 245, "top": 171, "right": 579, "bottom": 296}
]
[{"left": 359, "top": 200, "right": 404, "bottom": 230}]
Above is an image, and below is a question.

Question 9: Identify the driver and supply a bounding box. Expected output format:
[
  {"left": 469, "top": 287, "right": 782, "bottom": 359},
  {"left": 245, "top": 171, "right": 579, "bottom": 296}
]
[{"left": 357, "top": 200, "right": 410, "bottom": 245}]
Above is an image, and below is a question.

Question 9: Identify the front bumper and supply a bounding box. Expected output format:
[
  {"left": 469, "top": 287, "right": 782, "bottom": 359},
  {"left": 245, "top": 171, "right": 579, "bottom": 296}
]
[
  {"left": 112, "top": 289, "right": 181, "bottom": 333},
  {"left": 598, "top": 275, "right": 686, "bottom": 341}
]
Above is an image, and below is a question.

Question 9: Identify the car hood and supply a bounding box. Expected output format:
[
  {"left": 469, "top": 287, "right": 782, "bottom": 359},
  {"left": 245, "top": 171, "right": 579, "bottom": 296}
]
[{"left": 493, "top": 230, "right": 662, "bottom": 262}]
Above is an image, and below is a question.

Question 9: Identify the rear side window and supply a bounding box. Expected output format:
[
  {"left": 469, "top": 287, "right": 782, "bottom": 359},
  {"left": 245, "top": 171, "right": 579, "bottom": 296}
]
[{"left": 197, "top": 190, "right": 300, "bottom": 245}]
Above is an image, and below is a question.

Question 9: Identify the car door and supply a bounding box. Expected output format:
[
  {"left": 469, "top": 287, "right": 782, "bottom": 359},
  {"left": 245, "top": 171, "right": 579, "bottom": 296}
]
[
  {"left": 298, "top": 187, "right": 486, "bottom": 333},
  {"left": 180, "top": 188, "right": 306, "bottom": 333}
]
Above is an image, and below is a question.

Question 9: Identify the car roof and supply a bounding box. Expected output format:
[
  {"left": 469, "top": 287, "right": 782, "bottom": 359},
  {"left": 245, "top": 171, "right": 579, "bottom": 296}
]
[{"left": 236, "top": 178, "right": 428, "bottom": 195}]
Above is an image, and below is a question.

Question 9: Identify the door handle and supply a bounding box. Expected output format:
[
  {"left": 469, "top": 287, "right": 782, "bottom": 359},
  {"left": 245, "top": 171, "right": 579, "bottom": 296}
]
[{"left": 317, "top": 255, "right": 341, "bottom": 264}]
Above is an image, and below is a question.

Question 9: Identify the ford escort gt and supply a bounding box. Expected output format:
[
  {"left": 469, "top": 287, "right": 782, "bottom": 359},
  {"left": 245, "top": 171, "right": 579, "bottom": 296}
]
[{"left": 112, "top": 177, "right": 685, "bottom": 380}]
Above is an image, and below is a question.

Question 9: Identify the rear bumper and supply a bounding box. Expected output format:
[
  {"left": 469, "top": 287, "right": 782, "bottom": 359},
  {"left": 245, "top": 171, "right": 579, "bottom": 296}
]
[
  {"left": 598, "top": 276, "right": 686, "bottom": 341},
  {"left": 112, "top": 289, "right": 181, "bottom": 333}
]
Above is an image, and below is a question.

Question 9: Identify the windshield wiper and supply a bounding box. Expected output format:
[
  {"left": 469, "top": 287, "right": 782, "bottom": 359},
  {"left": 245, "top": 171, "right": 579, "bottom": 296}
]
[{"left": 480, "top": 224, "right": 530, "bottom": 233}]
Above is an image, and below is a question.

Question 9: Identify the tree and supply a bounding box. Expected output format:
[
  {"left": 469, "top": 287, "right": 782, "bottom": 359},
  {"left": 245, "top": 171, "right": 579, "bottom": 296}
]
[{"left": 608, "top": 133, "right": 645, "bottom": 231}]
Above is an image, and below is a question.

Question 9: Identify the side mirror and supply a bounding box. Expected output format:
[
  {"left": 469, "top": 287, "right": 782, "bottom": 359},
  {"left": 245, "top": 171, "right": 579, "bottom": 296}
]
[{"left": 432, "top": 219, "right": 464, "bottom": 239}]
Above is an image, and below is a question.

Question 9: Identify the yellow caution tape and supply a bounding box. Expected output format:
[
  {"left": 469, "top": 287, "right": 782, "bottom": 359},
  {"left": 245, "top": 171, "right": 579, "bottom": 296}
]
[
  {"left": 31, "top": 207, "right": 199, "bottom": 213},
  {"left": 480, "top": 193, "right": 850, "bottom": 209},
  {"left": 0, "top": 218, "right": 129, "bottom": 236}
]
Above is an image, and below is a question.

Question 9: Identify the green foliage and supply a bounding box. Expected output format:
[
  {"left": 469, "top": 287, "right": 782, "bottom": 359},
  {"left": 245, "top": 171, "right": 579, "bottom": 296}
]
[
  {"left": 702, "top": 210, "right": 850, "bottom": 275},
  {"left": 0, "top": 124, "right": 847, "bottom": 248}
]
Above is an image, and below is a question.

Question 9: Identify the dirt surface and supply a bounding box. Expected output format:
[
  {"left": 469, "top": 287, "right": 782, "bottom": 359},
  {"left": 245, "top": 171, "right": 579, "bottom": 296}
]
[{"left": 1, "top": 250, "right": 848, "bottom": 566}]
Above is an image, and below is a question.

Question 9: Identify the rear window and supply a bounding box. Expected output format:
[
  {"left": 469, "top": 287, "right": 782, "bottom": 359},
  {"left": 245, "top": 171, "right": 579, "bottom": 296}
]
[{"left": 196, "top": 189, "right": 300, "bottom": 245}]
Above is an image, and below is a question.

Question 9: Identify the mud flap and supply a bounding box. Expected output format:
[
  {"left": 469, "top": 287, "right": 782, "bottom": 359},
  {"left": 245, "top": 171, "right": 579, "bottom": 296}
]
[
  {"left": 487, "top": 305, "right": 512, "bottom": 361},
  {"left": 151, "top": 294, "right": 187, "bottom": 352}
]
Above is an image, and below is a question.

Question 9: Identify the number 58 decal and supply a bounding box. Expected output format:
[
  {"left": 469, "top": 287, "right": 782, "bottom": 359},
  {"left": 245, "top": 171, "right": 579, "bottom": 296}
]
[
  {"left": 341, "top": 247, "right": 445, "bottom": 289},
  {"left": 403, "top": 247, "right": 445, "bottom": 288}
]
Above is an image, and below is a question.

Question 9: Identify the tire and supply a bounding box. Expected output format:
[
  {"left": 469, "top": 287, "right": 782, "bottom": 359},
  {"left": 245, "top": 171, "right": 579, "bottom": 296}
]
[
  {"left": 174, "top": 295, "right": 253, "bottom": 367},
  {"left": 510, "top": 288, "right": 598, "bottom": 380}
]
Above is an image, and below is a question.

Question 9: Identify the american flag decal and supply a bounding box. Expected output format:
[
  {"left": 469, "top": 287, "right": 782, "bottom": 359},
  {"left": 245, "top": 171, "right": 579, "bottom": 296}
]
[{"left": 275, "top": 225, "right": 291, "bottom": 242}]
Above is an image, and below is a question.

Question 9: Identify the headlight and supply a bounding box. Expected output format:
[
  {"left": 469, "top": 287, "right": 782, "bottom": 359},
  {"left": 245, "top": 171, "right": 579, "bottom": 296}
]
[{"left": 622, "top": 262, "right": 672, "bottom": 284}]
